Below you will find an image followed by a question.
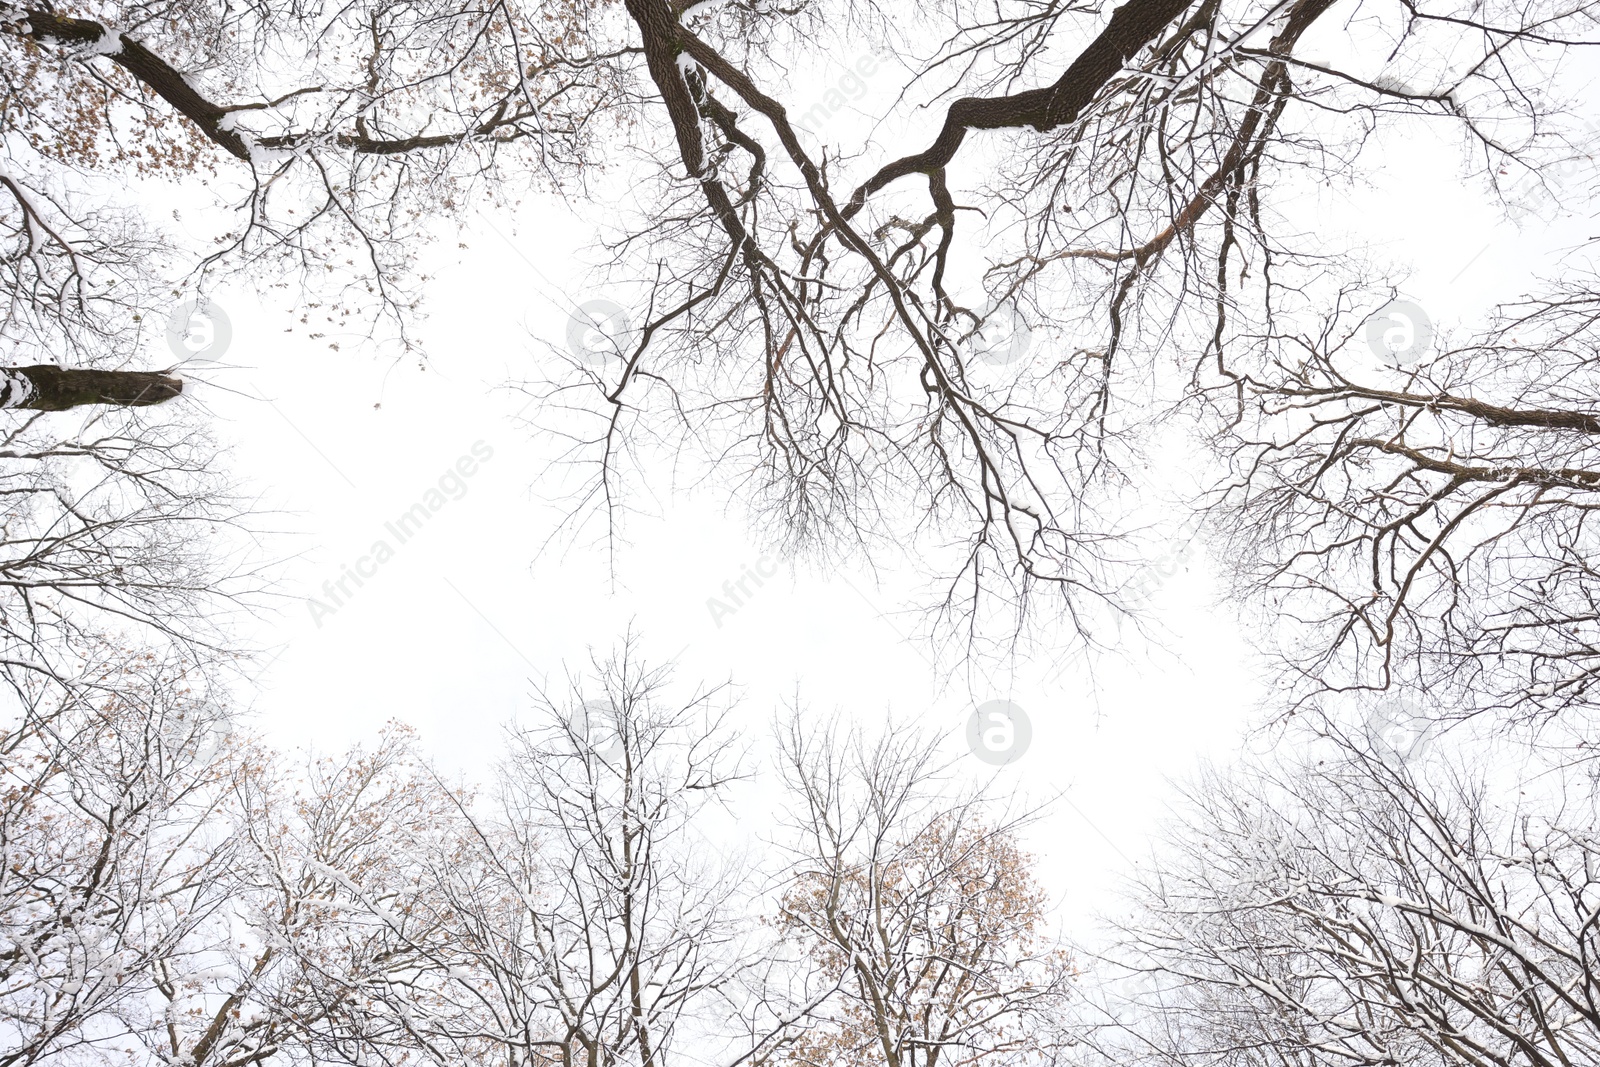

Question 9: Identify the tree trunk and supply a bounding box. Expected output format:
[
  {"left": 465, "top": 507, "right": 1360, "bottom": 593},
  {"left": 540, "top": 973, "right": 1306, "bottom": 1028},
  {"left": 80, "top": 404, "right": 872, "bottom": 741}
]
[{"left": 1, "top": 366, "right": 184, "bottom": 411}]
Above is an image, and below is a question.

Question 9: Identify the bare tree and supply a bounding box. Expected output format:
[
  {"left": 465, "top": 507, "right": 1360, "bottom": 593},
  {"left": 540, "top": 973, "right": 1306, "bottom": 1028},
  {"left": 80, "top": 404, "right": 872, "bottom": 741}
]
[
  {"left": 129, "top": 724, "right": 478, "bottom": 1067},
  {"left": 0, "top": 403, "right": 250, "bottom": 700},
  {"left": 12, "top": 0, "right": 1593, "bottom": 658},
  {"left": 0, "top": 649, "right": 243, "bottom": 1067},
  {"left": 771, "top": 715, "right": 1074, "bottom": 1067},
  {"left": 2, "top": 0, "right": 636, "bottom": 412},
  {"left": 1, "top": 662, "right": 506, "bottom": 1067},
  {"left": 1211, "top": 280, "right": 1600, "bottom": 727},
  {"left": 4, "top": 0, "right": 629, "bottom": 364},
  {"left": 515, "top": 0, "right": 1596, "bottom": 652},
  {"left": 359, "top": 641, "right": 753, "bottom": 1067},
  {"left": 1078, "top": 717, "right": 1600, "bottom": 1067}
]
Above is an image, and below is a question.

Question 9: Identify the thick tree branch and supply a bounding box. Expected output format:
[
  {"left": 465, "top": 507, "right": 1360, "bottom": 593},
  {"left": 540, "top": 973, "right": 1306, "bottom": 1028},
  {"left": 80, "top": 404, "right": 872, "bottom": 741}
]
[
  {"left": 1317, "top": 383, "right": 1600, "bottom": 435},
  {"left": 1, "top": 365, "right": 183, "bottom": 410},
  {"left": 21, "top": 9, "right": 254, "bottom": 160},
  {"left": 841, "top": 0, "right": 1202, "bottom": 215},
  {"left": 1351, "top": 437, "right": 1600, "bottom": 488}
]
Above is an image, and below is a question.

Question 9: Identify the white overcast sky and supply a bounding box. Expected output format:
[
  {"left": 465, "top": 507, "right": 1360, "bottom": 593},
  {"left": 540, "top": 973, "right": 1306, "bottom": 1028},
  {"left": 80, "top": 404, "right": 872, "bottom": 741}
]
[{"left": 176, "top": 36, "right": 1592, "bottom": 931}]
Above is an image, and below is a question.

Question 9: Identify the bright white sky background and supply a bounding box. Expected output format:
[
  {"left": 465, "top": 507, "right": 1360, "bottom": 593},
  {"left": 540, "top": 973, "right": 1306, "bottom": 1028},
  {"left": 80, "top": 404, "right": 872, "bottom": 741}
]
[{"left": 168, "top": 36, "right": 1591, "bottom": 933}]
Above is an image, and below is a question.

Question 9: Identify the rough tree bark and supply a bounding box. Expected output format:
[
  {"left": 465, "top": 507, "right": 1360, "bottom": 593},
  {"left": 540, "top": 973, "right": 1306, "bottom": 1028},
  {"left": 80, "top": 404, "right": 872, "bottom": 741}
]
[{"left": 0, "top": 365, "right": 184, "bottom": 410}]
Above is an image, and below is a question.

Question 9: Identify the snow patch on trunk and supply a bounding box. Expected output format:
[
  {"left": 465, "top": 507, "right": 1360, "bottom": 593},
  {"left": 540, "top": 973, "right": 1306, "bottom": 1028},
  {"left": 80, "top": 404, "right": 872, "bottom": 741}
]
[{"left": 0, "top": 369, "right": 36, "bottom": 409}]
